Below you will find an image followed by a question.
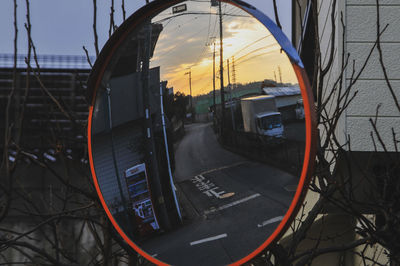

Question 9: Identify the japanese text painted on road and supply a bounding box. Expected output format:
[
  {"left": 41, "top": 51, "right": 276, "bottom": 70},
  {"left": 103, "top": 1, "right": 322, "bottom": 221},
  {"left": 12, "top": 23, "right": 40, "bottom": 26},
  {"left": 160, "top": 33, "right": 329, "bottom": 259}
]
[{"left": 191, "top": 174, "right": 226, "bottom": 199}]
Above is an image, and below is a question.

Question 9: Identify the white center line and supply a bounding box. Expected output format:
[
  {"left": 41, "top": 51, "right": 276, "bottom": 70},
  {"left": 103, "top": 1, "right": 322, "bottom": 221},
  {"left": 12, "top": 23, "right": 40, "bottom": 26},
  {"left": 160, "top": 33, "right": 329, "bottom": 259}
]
[
  {"left": 190, "top": 233, "right": 228, "bottom": 246},
  {"left": 196, "top": 161, "right": 247, "bottom": 176},
  {"left": 257, "top": 216, "right": 284, "bottom": 228},
  {"left": 204, "top": 193, "right": 261, "bottom": 215}
]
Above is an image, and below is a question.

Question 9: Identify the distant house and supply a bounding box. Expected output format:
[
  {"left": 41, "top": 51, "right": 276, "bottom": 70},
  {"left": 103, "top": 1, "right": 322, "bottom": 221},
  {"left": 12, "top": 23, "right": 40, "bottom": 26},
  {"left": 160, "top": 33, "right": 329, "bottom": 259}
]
[{"left": 262, "top": 86, "right": 301, "bottom": 121}]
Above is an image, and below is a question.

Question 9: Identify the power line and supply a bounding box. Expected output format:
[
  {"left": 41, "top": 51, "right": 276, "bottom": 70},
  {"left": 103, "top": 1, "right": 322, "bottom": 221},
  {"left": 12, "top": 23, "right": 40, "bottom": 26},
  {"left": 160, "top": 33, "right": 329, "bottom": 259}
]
[
  {"left": 189, "top": 7, "right": 214, "bottom": 69},
  {"left": 234, "top": 43, "right": 279, "bottom": 64},
  {"left": 153, "top": 12, "right": 250, "bottom": 24},
  {"left": 234, "top": 50, "right": 277, "bottom": 68},
  {"left": 230, "top": 35, "right": 272, "bottom": 58}
]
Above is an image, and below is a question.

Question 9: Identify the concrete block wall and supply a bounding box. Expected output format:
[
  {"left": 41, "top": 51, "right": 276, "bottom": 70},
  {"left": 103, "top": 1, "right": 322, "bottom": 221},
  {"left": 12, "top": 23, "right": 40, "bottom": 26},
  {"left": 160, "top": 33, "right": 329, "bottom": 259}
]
[
  {"left": 345, "top": 0, "right": 400, "bottom": 152},
  {"left": 281, "top": 1, "right": 398, "bottom": 264}
]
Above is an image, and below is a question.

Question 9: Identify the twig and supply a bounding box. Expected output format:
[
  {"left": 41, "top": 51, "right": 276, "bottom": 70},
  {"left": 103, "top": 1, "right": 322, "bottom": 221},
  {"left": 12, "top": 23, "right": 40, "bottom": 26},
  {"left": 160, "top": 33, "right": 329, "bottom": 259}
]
[
  {"left": 93, "top": 0, "right": 99, "bottom": 57},
  {"left": 109, "top": 0, "right": 115, "bottom": 37},
  {"left": 25, "top": 60, "right": 76, "bottom": 123},
  {"left": 294, "top": 237, "right": 373, "bottom": 265},
  {"left": 121, "top": 0, "right": 126, "bottom": 21},
  {"left": 272, "top": 0, "right": 282, "bottom": 29},
  {"left": 82, "top": 46, "right": 93, "bottom": 68},
  {"left": 0, "top": 0, "right": 18, "bottom": 224},
  {"left": 375, "top": 0, "right": 400, "bottom": 112}
]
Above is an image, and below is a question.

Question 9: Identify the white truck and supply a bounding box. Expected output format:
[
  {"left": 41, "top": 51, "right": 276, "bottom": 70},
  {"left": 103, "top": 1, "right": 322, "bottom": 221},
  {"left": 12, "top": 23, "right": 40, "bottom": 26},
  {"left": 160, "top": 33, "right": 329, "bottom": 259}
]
[{"left": 240, "top": 95, "right": 284, "bottom": 138}]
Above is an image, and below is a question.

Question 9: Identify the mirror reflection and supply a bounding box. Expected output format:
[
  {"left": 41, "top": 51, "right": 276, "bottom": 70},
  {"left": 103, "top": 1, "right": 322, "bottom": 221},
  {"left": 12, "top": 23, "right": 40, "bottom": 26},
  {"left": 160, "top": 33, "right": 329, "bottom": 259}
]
[{"left": 90, "top": 1, "right": 305, "bottom": 265}]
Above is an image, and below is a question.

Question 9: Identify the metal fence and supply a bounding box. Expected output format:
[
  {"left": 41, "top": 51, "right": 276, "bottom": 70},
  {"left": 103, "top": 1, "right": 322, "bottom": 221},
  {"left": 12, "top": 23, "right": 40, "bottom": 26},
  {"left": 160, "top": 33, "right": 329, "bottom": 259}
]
[
  {"left": 0, "top": 66, "right": 91, "bottom": 160},
  {"left": 220, "top": 128, "right": 305, "bottom": 177},
  {"left": 0, "top": 53, "right": 96, "bottom": 69}
]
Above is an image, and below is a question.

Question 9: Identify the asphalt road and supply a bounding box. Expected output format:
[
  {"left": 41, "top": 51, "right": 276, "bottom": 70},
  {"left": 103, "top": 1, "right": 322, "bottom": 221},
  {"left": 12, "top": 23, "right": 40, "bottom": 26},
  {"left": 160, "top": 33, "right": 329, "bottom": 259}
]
[{"left": 140, "top": 123, "right": 298, "bottom": 265}]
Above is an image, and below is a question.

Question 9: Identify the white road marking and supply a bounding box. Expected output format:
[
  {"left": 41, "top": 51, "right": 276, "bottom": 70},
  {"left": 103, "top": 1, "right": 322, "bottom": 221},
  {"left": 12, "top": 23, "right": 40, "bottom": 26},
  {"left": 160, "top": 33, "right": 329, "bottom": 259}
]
[
  {"left": 192, "top": 174, "right": 226, "bottom": 198},
  {"left": 208, "top": 188, "right": 226, "bottom": 198},
  {"left": 152, "top": 254, "right": 158, "bottom": 257},
  {"left": 190, "top": 233, "right": 228, "bottom": 246},
  {"left": 257, "top": 216, "right": 284, "bottom": 228},
  {"left": 204, "top": 193, "right": 261, "bottom": 215},
  {"left": 197, "top": 161, "right": 247, "bottom": 176}
]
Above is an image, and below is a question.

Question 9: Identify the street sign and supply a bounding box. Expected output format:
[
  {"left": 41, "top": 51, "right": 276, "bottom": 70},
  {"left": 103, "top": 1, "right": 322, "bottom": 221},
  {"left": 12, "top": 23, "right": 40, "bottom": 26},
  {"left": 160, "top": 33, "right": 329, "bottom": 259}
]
[{"left": 172, "top": 4, "right": 187, "bottom": 14}]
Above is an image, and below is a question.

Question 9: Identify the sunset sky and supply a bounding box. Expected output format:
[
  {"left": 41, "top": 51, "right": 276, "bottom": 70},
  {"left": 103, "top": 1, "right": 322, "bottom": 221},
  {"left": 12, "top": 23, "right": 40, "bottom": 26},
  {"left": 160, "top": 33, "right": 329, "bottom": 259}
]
[{"left": 150, "top": 1, "right": 298, "bottom": 97}]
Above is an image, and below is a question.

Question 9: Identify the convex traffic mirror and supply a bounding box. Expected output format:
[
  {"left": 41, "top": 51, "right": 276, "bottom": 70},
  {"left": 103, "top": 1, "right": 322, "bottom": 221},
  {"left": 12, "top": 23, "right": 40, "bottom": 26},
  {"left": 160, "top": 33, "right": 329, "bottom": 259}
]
[{"left": 87, "top": 0, "right": 316, "bottom": 265}]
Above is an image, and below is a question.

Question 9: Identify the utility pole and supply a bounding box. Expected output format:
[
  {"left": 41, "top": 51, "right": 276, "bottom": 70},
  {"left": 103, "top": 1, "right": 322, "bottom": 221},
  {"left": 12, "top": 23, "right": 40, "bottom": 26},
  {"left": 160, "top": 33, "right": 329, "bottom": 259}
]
[
  {"left": 227, "top": 59, "right": 231, "bottom": 99},
  {"left": 231, "top": 56, "right": 236, "bottom": 90},
  {"left": 141, "top": 21, "right": 171, "bottom": 231},
  {"left": 218, "top": 0, "right": 225, "bottom": 134},
  {"left": 159, "top": 84, "right": 182, "bottom": 222},
  {"left": 278, "top": 66, "right": 282, "bottom": 84},
  {"left": 227, "top": 59, "right": 235, "bottom": 130},
  {"left": 105, "top": 87, "right": 135, "bottom": 239},
  {"left": 206, "top": 36, "right": 217, "bottom": 127},
  {"left": 213, "top": 41, "right": 216, "bottom": 109},
  {"left": 184, "top": 69, "right": 192, "bottom": 111}
]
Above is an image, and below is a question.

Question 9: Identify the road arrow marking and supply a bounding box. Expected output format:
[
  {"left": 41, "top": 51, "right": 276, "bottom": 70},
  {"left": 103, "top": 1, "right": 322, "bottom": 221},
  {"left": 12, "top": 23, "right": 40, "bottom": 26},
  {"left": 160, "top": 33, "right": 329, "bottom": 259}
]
[
  {"left": 257, "top": 216, "right": 284, "bottom": 228},
  {"left": 190, "top": 233, "right": 228, "bottom": 246}
]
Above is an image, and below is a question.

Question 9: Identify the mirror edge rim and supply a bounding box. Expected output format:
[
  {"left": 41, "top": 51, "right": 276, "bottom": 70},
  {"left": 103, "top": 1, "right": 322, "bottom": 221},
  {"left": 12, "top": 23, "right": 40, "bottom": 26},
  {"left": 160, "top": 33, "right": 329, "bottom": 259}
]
[{"left": 86, "top": 1, "right": 317, "bottom": 265}]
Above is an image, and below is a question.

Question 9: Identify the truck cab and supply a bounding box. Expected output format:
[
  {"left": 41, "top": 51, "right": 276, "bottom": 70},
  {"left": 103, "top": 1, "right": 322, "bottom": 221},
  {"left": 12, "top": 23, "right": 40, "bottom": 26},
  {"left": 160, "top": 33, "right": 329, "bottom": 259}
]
[{"left": 256, "top": 112, "right": 284, "bottom": 138}]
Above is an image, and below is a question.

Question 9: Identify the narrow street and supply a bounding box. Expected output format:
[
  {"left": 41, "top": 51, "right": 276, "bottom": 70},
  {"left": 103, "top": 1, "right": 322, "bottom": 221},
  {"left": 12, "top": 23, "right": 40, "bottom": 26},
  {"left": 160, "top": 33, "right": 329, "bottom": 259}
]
[{"left": 141, "top": 123, "right": 298, "bottom": 265}]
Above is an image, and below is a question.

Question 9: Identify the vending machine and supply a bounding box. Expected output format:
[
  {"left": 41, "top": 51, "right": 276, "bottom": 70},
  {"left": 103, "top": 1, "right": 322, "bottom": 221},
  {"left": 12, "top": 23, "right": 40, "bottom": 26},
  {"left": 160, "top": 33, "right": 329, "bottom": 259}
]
[{"left": 125, "top": 163, "right": 160, "bottom": 236}]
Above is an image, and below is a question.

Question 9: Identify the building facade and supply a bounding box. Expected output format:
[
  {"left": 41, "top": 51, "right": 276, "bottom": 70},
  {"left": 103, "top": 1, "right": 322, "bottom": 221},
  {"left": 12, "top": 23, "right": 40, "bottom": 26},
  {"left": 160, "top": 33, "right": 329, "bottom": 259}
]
[{"left": 287, "top": 0, "right": 400, "bottom": 264}]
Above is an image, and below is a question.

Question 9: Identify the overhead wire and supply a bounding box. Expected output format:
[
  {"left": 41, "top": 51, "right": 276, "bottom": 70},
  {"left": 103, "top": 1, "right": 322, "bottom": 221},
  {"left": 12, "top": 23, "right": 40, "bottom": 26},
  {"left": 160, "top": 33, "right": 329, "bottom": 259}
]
[
  {"left": 152, "top": 12, "right": 250, "bottom": 24},
  {"left": 158, "top": 2, "right": 276, "bottom": 96},
  {"left": 189, "top": 5, "right": 214, "bottom": 69},
  {"left": 229, "top": 35, "right": 272, "bottom": 58}
]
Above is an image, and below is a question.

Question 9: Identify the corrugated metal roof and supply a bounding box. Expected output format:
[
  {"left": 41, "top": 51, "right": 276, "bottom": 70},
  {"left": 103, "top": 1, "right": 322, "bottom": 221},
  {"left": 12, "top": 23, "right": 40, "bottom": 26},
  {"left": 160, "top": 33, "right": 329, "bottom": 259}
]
[
  {"left": 262, "top": 86, "right": 300, "bottom": 96},
  {"left": 255, "top": 111, "right": 280, "bottom": 118},
  {"left": 242, "top": 95, "right": 275, "bottom": 101}
]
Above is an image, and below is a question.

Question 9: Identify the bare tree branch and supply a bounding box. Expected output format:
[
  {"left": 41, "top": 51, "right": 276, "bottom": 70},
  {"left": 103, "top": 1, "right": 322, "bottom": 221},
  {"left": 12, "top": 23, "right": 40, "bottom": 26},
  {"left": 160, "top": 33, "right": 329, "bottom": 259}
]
[
  {"left": 272, "top": 0, "right": 282, "bottom": 29},
  {"left": 109, "top": 0, "right": 115, "bottom": 38},
  {"left": 122, "top": 0, "right": 126, "bottom": 21},
  {"left": 375, "top": 0, "right": 400, "bottom": 113},
  {"left": 93, "top": 0, "right": 99, "bottom": 57}
]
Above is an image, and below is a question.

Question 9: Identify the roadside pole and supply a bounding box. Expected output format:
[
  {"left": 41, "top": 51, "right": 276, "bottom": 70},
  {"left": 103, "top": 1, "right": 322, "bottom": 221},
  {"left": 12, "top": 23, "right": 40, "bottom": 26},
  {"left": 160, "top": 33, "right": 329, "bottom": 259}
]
[
  {"left": 218, "top": 0, "right": 225, "bottom": 135},
  {"left": 141, "top": 21, "right": 171, "bottom": 231},
  {"left": 184, "top": 69, "right": 192, "bottom": 111},
  {"left": 227, "top": 59, "right": 235, "bottom": 130},
  {"left": 159, "top": 84, "right": 182, "bottom": 222},
  {"left": 213, "top": 41, "right": 216, "bottom": 117},
  {"left": 105, "top": 87, "right": 135, "bottom": 239}
]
